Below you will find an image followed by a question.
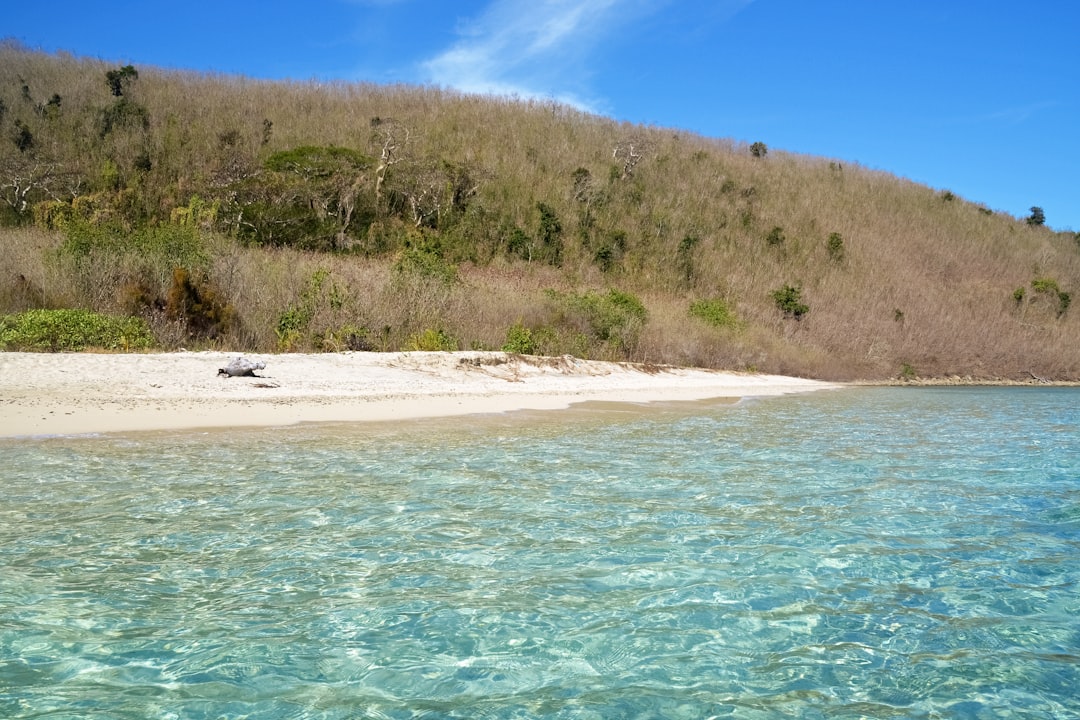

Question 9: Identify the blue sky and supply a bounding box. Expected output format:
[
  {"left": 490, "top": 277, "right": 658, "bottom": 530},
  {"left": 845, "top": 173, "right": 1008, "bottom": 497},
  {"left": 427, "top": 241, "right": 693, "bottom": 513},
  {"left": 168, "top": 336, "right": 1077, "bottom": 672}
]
[{"left": 6, "top": 0, "right": 1078, "bottom": 231}]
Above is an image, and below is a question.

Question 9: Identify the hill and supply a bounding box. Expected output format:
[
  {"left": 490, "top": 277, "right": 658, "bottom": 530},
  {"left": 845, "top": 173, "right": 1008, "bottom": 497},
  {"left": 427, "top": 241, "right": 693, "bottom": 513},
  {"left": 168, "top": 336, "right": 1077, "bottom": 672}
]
[{"left": 2, "top": 44, "right": 1078, "bottom": 380}]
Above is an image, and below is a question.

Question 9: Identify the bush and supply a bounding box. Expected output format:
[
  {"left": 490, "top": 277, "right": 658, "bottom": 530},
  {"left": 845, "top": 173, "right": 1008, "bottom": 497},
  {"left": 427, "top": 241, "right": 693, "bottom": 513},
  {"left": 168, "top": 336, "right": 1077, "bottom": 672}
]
[
  {"left": 1058, "top": 292, "right": 1071, "bottom": 316},
  {"left": 274, "top": 268, "right": 349, "bottom": 351},
  {"left": 392, "top": 242, "right": 457, "bottom": 285},
  {"left": 547, "top": 288, "right": 647, "bottom": 353},
  {"left": 676, "top": 234, "right": 699, "bottom": 283},
  {"left": 0, "top": 308, "right": 155, "bottom": 351},
  {"left": 502, "top": 321, "right": 538, "bottom": 355},
  {"left": 766, "top": 226, "right": 785, "bottom": 247},
  {"left": 689, "top": 298, "right": 740, "bottom": 330},
  {"left": 771, "top": 284, "right": 809, "bottom": 320},
  {"left": 97, "top": 97, "right": 150, "bottom": 136},
  {"left": 750, "top": 141, "right": 768, "bottom": 158},
  {"left": 1030, "top": 277, "right": 1070, "bottom": 317},
  {"left": 405, "top": 327, "right": 457, "bottom": 351},
  {"left": 1026, "top": 206, "right": 1046, "bottom": 227},
  {"left": 315, "top": 324, "right": 375, "bottom": 352},
  {"left": 165, "top": 267, "right": 235, "bottom": 338},
  {"left": 535, "top": 202, "right": 564, "bottom": 266},
  {"left": 58, "top": 221, "right": 209, "bottom": 278},
  {"left": 827, "top": 232, "right": 845, "bottom": 262},
  {"left": 1031, "top": 277, "right": 1060, "bottom": 294}
]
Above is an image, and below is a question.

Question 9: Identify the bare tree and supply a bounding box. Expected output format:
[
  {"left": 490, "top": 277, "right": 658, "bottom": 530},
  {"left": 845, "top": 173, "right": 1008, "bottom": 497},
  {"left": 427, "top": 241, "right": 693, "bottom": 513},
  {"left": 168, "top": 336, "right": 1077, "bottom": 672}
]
[
  {"left": 612, "top": 136, "right": 651, "bottom": 179},
  {"left": 0, "top": 154, "right": 69, "bottom": 214},
  {"left": 370, "top": 117, "right": 411, "bottom": 207}
]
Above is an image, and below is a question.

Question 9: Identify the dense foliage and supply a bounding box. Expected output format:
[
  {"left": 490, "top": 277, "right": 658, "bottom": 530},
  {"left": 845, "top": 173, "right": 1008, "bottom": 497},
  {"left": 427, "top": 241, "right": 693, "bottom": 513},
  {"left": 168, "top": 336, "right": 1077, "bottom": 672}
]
[
  {"left": 0, "top": 308, "right": 154, "bottom": 351},
  {"left": 2, "top": 44, "right": 1079, "bottom": 379}
]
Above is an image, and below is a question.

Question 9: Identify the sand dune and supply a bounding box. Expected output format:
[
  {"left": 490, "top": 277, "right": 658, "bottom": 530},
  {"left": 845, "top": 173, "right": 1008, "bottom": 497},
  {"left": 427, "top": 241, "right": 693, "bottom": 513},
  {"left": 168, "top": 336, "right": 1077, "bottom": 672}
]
[{"left": 0, "top": 351, "right": 840, "bottom": 437}]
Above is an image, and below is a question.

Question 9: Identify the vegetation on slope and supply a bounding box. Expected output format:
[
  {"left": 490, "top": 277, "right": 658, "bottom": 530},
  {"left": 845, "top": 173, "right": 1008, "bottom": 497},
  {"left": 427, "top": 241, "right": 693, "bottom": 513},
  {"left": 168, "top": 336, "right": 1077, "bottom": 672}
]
[{"left": 2, "top": 43, "right": 1078, "bottom": 379}]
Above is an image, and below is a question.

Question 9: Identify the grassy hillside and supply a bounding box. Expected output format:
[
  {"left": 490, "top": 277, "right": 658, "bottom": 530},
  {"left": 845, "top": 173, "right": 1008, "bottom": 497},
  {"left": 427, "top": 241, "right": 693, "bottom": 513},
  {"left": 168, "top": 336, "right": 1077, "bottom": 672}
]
[{"left": 2, "top": 44, "right": 1078, "bottom": 380}]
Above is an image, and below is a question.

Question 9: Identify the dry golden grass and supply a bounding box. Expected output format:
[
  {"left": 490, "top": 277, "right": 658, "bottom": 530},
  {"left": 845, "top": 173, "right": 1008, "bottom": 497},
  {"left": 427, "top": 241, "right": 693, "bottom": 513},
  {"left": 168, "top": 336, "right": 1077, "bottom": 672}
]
[{"left": 2, "top": 45, "right": 1079, "bottom": 379}]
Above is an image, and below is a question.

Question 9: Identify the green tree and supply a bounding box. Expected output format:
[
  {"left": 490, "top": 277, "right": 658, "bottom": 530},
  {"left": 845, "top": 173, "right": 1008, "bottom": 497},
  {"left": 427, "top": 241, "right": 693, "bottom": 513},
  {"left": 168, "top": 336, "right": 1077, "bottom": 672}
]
[
  {"left": 229, "top": 145, "right": 373, "bottom": 250},
  {"left": 536, "top": 202, "right": 563, "bottom": 266},
  {"left": 11, "top": 119, "right": 33, "bottom": 153},
  {"left": 1026, "top": 206, "right": 1046, "bottom": 226},
  {"left": 105, "top": 65, "right": 139, "bottom": 97},
  {"left": 771, "top": 284, "right": 809, "bottom": 320},
  {"left": 750, "top": 141, "right": 768, "bottom": 158},
  {"left": 676, "top": 234, "right": 699, "bottom": 284}
]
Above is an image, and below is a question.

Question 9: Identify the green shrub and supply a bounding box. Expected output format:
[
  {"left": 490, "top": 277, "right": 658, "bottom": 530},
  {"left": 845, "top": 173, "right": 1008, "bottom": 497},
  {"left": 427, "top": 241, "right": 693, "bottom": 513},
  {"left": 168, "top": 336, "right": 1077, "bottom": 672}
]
[
  {"left": 275, "top": 268, "right": 348, "bottom": 351},
  {"left": 547, "top": 288, "right": 647, "bottom": 352},
  {"left": 502, "top": 321, "right": 538, "bottom": 355},
  {"left": 771, "top": 284, "right": 809, "bottom": 320},
  {"left": 0, "top": 308, "right": 154, "bottom": 351},
  {"left": 505, "top": 226, "right": 532, "bottom": 261},
  {"left": 766, "top": 226, "right": 785, "bottom": 247},
  {"left": 58, "top": 221, "right": 209, "bottom": 279},
  {"left": 1031, "top": 277, "right": 1059, "bottom": 294},
  {"left": 676, "top": 234, "right": 699, "bottom": 283},
  {"left": 593, "top": 230, "right": 627, "bottom": 272},
  {"left": 392, "top": 243, "right": 457, "bottom": 285},
  {"left": 827, "top": 232, "right": 845, "bottom": 262},
  {"left": 1030, "top": 277, "right": 1070, "bottom": 317},
  {"left": 98, "top": 97, "right": 150, "bottom": 136},
  {"left": 316, "top": 324, "right": 374, "bottom": 352},
  {"left": 749, "top": 141, "right": 768, "bottom": 158},
  {"left": 405, "top": 327, "right": 457, "bottom": 351},
  {"left": 275, "top": 306, "right": 309, "bottom": 351},
  {"left": 535, "top": 202, "right": 564, "bottom": 266},
  {"left": 689, "top": 298, "right": 740, "bottom": 330}
]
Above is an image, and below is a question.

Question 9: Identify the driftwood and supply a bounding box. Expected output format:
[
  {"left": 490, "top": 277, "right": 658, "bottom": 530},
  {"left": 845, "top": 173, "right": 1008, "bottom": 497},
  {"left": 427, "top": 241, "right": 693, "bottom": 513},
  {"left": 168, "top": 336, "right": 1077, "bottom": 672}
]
[{"left": 218, "top": 357, "right": 267, "bottom": 378}]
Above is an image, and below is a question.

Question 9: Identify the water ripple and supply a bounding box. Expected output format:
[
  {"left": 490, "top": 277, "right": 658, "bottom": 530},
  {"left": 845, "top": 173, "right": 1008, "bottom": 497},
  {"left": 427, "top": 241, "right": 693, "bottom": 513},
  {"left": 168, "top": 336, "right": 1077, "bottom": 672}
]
[{"left": 1, "top": 387, "right": 1078, "bottom": 718}]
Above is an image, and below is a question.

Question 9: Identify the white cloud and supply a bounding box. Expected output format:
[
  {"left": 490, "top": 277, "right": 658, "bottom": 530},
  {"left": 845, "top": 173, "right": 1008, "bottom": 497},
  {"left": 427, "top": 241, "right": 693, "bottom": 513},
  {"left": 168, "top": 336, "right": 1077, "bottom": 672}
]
[
  {"left": 420, "top": 0, "right": 637, "bottom": 111},
  {"left": 417, "top": 0, "right": 757, "bottom": 112}
]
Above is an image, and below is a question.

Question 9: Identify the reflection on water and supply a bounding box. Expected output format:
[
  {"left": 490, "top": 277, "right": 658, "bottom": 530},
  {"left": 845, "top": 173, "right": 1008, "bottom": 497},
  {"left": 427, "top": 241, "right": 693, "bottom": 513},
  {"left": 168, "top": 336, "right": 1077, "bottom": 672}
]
[{"left": 1, "top": 387, "right": 1078, "bottom": 718}]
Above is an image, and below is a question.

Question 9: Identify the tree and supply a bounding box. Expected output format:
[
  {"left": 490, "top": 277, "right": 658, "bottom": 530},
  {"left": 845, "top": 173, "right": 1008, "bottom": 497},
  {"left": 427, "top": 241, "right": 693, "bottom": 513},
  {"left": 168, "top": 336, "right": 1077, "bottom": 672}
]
[
  {"left": 370, "top": 117, "right": 410, "bottom": 207},
  {"left": 1026, "top": 206, "right": 1046, "bottom": 226},
  {"left": 750, "top": 141, "right": 768, "bottom": 158},
  {"left": 535, "top": 201, "right": 563, "bottom": 266},
  {"left": 771, "top": 284, "right": 809, "bottom": 320},
  {"left": 11, "top": 119, "right": 34, "bottom": 153},
  {"left": 0, "top": 155, "right": 70, "bottom": 216},
  {"left": 105, "top": 65, "right": 139, "bottom": 97},
  {"left": 612, "top": 136, "right": 650, "bottom": 179},
  {"left": 229, "top": 145, "right": 373, "bottom": 250}
]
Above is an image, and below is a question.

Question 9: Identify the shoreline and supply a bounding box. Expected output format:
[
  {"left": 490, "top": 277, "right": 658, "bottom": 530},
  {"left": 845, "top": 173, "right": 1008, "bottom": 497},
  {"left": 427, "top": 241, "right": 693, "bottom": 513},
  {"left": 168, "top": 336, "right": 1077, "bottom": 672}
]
[{"left": 1, "top": 351, "right": 841, "bottom": 438}]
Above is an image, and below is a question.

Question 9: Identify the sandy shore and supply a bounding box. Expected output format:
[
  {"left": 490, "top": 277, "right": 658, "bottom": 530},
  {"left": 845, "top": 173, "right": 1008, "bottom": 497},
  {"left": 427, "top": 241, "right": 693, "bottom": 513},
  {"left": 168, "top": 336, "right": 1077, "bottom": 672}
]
[{"left": 0, "top": 351, "right": 841, "bottom": 437}]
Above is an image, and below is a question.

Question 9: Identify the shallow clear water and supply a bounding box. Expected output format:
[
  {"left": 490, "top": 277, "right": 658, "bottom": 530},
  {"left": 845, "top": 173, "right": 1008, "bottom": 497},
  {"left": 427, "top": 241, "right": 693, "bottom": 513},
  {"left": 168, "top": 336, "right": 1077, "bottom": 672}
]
[{"left": 1, "top": 387, "right": 1078, "bottom": 719}]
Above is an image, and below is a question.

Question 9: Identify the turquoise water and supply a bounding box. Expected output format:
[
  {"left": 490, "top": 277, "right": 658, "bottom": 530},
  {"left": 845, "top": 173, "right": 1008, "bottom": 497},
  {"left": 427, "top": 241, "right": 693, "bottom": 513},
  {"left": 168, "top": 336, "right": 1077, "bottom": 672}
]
[{"left": 1, "top": 387, "right": 1078, "bottom": 719}]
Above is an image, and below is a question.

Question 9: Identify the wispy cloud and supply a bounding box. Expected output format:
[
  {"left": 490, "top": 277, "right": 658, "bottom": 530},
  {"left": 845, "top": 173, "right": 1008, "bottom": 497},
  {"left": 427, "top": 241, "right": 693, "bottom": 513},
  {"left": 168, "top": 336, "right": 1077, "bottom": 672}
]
[{"left": 420, "top": 0, "right": 640, "bottom": 111}]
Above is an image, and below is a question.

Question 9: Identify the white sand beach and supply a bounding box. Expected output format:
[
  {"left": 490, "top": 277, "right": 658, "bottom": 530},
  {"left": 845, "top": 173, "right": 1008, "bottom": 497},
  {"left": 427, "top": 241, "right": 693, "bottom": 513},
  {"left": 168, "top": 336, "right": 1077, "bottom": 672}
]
[{"left": 0, "top": 351, "right": 840, "bottom": 437}]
